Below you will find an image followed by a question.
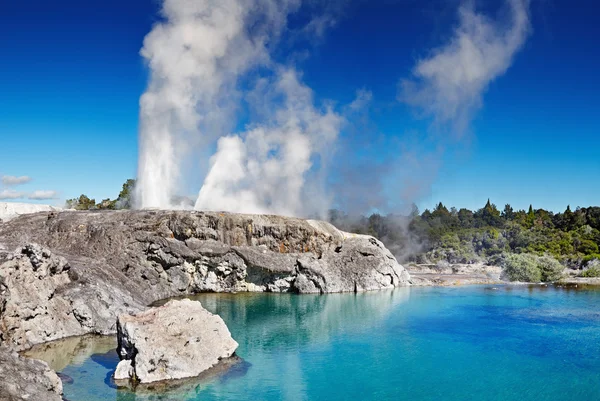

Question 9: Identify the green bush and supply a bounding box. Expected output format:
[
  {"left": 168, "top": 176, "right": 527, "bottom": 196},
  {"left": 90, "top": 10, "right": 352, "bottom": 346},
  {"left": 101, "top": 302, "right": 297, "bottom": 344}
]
[
  {"left": 537, "top": 255, "right": 564, "bottom": 282},
  {"left": 503, "top": 254, "right": 542, "bottom": 282},
  {"left": 581, "top": 266, "right": 600, "bottom": 278}
]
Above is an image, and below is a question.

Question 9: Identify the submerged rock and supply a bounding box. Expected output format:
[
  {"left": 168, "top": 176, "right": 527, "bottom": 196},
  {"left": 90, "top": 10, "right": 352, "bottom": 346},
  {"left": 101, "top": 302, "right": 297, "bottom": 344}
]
[
  {"left": 0, "top": 346, "right": 63, "bottom": 401},
  {"left": 114, "top": 299, "right": 238, "bottom": 384}
]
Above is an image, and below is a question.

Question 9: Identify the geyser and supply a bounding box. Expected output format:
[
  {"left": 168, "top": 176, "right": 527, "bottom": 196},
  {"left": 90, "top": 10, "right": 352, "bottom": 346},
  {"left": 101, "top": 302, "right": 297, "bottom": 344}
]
[
  {"left": 135, "top": 0, "right": 531, "bottom": 219},
  {"left": 135, "top": 0, "right": 341, "bottom": 216}
]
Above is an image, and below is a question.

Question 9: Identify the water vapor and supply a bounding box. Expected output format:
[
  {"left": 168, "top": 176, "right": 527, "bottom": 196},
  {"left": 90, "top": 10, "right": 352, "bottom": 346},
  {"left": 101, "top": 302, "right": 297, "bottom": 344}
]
[
  {"left": 136, "top": 0, "right": 345, "bottom": 216},
  {"left": 195, "top": 68, "right": 342, "bottom": 216},
  {"left": 399, "top": 0, "right": 531, "bottom": 135},
  {"left": 135, "top": 0, "right": 304, "bottom": 209}
]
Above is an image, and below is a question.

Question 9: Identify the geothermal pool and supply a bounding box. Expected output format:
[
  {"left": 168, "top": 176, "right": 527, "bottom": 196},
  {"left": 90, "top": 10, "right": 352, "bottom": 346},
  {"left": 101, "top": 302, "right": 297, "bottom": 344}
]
[{"left": 27, "top": 286, "right": 600, "bottom": 401}]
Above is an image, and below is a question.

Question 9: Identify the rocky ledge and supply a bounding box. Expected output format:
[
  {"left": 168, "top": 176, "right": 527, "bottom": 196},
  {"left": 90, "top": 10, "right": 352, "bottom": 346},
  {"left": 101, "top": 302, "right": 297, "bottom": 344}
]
[
  {"left": 115, "top": 299, "right": 238, "bottom": 384},
  {"left": 407, "top": 262, "right": 503, "bottom": 286},
  {"left": 0, "top": 346, "right": 63, "bottom": 401},
  {"left": 0, "top": 210, "right": 409, "bottom": 352}
]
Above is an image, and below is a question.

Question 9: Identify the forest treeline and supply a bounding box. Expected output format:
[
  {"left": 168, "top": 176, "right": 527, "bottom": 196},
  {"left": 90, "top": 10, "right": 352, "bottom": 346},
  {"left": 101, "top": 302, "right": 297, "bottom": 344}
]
[{"left": 329, "top": 200, "right": 600, "bottom": 279}]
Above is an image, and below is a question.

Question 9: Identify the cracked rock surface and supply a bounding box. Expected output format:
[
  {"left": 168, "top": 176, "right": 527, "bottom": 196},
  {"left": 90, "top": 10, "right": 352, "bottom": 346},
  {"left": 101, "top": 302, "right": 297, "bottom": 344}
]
[
  {"left": 114, "top": 299, "right": 238, "bottom": 384},
  {"left": 0, "top": 210, "right": 409, "bottom": 352},
  {"left": 0, "top": 345, "right": 62, "bottom": 401}
]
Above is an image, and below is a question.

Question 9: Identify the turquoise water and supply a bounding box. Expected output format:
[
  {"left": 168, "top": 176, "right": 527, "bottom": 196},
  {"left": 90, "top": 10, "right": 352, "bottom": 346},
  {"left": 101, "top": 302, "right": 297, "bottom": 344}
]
[{"left": 30, "top": 285, "right": 600, "bottom": 400}]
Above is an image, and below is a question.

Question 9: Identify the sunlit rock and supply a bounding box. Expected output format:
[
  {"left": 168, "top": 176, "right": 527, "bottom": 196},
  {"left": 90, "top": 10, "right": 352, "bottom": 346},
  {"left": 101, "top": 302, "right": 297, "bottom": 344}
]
[{"left": 114, "top": 299, "right": 238, "bottom": 383}]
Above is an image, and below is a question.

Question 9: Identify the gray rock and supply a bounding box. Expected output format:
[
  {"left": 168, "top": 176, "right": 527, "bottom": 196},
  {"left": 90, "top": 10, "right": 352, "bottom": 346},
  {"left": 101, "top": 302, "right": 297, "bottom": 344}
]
[
  {"left": 0, "top": 346, "right": 62, "bottom": 401},
  {"left": 114, "top": 299, "right": 238, "bottom": 383},
  {"left": 0, "top": 210, "right": 409, "bottom": 351}
]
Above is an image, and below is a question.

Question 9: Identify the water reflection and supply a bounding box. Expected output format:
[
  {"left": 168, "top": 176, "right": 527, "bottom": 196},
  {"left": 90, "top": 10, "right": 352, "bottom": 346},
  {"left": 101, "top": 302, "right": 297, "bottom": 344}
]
[
  {"left": 26, "top": 289, "right": 410, "bottom": 401},
  {"left": 24, "top": 335, "right": 117, "bottom": 372},
  {"left": 20, "top": 286, "right": 600, "bottom": 401},
  {"left": 176, "top": 287, "right": 411, "bottom": 351}
]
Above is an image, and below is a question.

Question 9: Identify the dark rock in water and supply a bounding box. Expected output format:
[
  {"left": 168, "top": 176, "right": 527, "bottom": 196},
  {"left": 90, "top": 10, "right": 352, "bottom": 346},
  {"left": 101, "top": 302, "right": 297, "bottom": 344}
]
[
  {"left": 57, "top": 372, "right": 74, "bottom": 385},
  {"left": 0, "top": 346, "right": 62, "bottom": 401},
  {"left": 220, "top": 358, "right": 252, "bottom": 383}
]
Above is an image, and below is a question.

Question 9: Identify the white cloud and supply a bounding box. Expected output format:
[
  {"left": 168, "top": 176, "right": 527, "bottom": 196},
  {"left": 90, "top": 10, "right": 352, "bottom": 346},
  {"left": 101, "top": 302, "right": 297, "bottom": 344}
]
[
  {"left": 1, "top": 175, "right": 32, "bottom": 186},
  {"left": 0, "top": 189, "right": 26, "bottom": 200},
  {"left": 28, "top": 190, "right": 59, "bottom": 200},
  {"left": 399, "top": 0, "right": 531, "bottom": 136}
]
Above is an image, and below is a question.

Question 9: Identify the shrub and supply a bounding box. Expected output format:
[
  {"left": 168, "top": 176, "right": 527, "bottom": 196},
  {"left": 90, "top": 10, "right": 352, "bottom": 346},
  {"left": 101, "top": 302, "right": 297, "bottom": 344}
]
[
  {"left": 503, "top": 253, "right": 542, "bottom": 282},
  {"left": 581, "top": 266, "right": 600, "bottom": 278},
  {"left": 537, "top": 255, "right": 564, "bottom": 282}
]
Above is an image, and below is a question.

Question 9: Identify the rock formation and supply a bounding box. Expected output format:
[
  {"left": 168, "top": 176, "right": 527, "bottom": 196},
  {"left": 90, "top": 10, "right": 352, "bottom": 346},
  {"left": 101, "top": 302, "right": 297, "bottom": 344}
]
[
  {"left": 0, "top": 346, "right": 63, "bottom": 401},
  {"left": 114, "top": 299, "right": 238, "bottom": 383},
  {"left": 0, "top": 209, "right": 408, "bottom": 394},
  {"left": 0, "top": 210, "right": 409, "bottom": 351}
]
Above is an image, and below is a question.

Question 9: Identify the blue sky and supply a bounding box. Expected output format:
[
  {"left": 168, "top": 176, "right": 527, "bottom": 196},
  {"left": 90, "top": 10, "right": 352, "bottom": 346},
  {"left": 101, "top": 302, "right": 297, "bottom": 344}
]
[{"left": 0, "top": 0, "right": 598, "bottom": 213}]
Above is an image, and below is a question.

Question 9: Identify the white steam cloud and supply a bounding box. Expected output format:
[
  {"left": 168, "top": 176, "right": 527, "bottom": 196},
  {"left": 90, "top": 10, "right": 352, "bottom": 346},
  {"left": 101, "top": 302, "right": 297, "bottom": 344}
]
[
  {"left": 135, "top": 0, "right": 531, "bottom": 218},
  {"left": 136, "top": 0, "right": 343, "bottom": 216},
  {"left": 399, "top": 0, "right": 531, "bottom": 135},
  {"left": 136, "top": 0, "right": 304, "bottom": 209},
  {"left": 2, "top": 175, "right": 32, "bottom": 186},
  {"left": 195, "top": 69, "right": 342, "bottom": 216}
]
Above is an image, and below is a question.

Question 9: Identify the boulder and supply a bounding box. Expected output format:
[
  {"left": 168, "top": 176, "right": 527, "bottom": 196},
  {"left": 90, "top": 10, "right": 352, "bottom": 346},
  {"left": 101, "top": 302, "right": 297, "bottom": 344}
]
[
  {"left": 0, "top": 346, "right": 62, "bottom": 401},
  {"left": 114, "top": 299, "right": 238, "bottom": 383}
]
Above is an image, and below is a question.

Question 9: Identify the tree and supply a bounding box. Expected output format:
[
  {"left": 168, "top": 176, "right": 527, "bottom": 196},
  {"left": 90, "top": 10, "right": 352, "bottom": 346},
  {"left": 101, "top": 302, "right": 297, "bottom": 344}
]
[
  {"left": 457, "top": 208, "right": 474, "bottom": 228},
  {"left": 65, "top": 194, "right": 96, "bottom": 210},
  {"left": 97, "top": 198, "right": 116, "bottom": 210},
  {"left": 475, "top": 199, "right": 503, "bottom": 228},
  {"left": 116, "top": 179, "right": 136, "bottom": 209},
  {"left": 502, "top": 204, "right": 515, "bottom": 220}
]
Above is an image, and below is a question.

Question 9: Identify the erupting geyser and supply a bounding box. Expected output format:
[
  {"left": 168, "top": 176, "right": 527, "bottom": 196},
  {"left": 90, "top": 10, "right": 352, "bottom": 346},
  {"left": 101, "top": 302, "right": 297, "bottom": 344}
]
[
  {"left": 135, "top": 0, "right": 531, "bottom": 218},
  {"left": 135, "top": 0, "right": 342, "bottom": 216}
]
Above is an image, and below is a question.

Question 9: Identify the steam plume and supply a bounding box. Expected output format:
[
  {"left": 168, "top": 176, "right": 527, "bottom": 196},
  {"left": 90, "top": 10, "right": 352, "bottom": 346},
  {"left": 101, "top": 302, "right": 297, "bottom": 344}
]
[
  {"left": 195, "top": 68, "right": 342, "bottom": 216},
  {"left": 136, "top": 0, "right": 302, "bottom": 208},
  {"left": 399, "top": 0, "right": 531, "bottom": 135}
]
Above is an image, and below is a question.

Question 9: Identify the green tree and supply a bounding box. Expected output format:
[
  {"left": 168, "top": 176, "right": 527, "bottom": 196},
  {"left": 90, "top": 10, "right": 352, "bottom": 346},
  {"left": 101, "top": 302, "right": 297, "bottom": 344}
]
[
  {"left": 115, "top": 179, "right": 136, "bottom": 209},
  {"left": 65, "top": 194, "right": 96, "bottom": 210}
]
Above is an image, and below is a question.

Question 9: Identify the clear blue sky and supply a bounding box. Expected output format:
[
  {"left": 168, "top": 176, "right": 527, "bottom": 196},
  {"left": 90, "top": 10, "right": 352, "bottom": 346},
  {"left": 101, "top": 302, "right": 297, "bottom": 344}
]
[{"left": 0, "top": 0, "right": 598, "bottom": 213}]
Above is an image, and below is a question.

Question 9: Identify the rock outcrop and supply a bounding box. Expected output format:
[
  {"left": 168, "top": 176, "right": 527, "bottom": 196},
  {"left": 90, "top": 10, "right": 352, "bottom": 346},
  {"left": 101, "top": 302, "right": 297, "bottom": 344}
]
[
  {"left": 0, "top": 346, "right": 63, "bottom": 401},
  {"left": 0, "top": 210, "right": 408, "bottom": 351},
  {"left": 407, "top": 262, "right": 503, "bottom": 286},
  {"left": 114, "top": 299, "right": 238, "bottom": 384}
]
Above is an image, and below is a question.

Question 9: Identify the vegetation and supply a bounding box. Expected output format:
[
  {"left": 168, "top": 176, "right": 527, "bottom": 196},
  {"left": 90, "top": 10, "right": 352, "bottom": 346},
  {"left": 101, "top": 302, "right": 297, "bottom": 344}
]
[
  {"left": 503, "top": 253, "right": 542, "bottom": 282},
  {"left": 66, "top": 179, "right": 135, "bottom": 211},
  {"left": 328, "top": 200, "right": 600, "bottom": 281}
]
